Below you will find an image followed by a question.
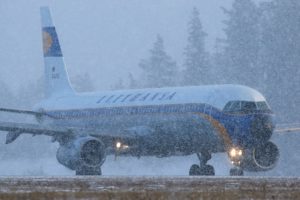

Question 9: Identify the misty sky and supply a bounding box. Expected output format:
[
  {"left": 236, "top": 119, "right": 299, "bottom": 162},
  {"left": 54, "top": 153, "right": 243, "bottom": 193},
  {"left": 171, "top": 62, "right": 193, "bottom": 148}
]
[{"left": 0, "top": 0, "right": 262, "bottom": 93}]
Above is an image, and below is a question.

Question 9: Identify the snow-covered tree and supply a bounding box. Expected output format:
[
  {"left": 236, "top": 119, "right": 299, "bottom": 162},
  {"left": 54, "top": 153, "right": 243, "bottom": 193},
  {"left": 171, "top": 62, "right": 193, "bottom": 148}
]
[
  {"left": 222, "top": 0, "right": 261, "bottom": 87},
  {"left": 211, "top": 38, "right": 228, "bottom": 84},
  {"left": 182, "top": 7, "right": 210, "bottom": 86},
  {"left": 128, "top": 73, "right": 138, "bottom": 89},
  {"left": 17, "top": 77, "right": 45, "bottom": 108},
  {"left": 139, "top": 35, "right": 178, "bottom": 88},
  {"left": 0, "top": 80, "right": 16, "bottom": 108},
  {"left": 111, "top": 78, "right": 125, "bottom": 90},
  {"left": 71, "top": 73, "right": 95, "bottom": 93},
  {"left": 259, "top": 0, "right": 300, "bottom": 122}
]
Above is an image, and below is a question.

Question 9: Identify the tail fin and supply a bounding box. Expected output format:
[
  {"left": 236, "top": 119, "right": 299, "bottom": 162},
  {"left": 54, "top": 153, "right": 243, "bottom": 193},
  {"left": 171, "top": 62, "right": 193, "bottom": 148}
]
[{"left": 40, "top": 7, "right": 74, "bottom": 98}]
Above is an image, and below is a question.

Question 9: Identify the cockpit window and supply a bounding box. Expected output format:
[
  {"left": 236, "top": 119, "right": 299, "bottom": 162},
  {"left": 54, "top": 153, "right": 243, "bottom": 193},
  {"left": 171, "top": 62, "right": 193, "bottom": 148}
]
[
  {"left": 241, "top": 101, "right": 256, "bottom": 111},
  {"left": 223, "top": 102, "right": 233, "bottom": 112},
  {"left": 230, "top": 101, "right": 241, "bottom": 111},
  {"left": 223, "top": 101, "right": 271, "bottom": 113},
  {"left": 256, "top": 101, "right": 271, "bottom": 111}
]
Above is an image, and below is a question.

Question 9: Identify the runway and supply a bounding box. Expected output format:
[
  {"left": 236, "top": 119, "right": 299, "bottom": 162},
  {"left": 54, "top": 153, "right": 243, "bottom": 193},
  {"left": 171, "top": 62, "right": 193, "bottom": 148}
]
[{"left": 0, "top": 176, "right": 299, "bottom": 200}]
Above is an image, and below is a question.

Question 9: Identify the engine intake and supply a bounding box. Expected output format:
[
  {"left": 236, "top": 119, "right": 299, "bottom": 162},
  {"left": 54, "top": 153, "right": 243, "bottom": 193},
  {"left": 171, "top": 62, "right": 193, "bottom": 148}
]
[
  {"left": 251, "top": 115, "right": 274, "bottom": 145},
  {"left": 56, "top": 136, "right": 106, "bottom": 170},
  {"left": 241, "top": 141, "right": 279, "bottom": 171}
]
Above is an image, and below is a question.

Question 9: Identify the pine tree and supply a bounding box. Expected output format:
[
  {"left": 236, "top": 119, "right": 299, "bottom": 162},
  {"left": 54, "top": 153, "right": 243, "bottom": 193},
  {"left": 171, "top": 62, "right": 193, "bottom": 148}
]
[
  {"left": 128, "top": 73, "right": 138, "bottom": 89},
  {"left": 182, "top": 7, "right": 210, "bottom": 86},
  {"left": 71, "top": 73, "right": 95, "bottom": 93},
  {"left": 259, "top": 0, "right": 300, "bottom": 122},
  {"left": 222, "top": 0, "right": 261, "bottom": 87},
  {"left": 0, "top": 81, "right": 16, "bottom": 107},
  {"left": 211, "top": 38, "right": 227, "bottom": 84},
  {"left": 17, "top": 77, "right": 45, "bottom": 108},
  {"left": 111, "top": 78, "right": 125, "bottom": 90},
  {"left": 139, "top": 35, "right": 178, "bottom": 88}
]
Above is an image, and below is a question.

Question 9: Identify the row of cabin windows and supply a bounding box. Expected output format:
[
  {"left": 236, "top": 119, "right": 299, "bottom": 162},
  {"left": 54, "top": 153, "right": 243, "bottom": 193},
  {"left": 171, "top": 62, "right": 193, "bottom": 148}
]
[
  {"left": 223, "top": 101, "right": 271, "bottom": 113},
  {"left": 96, "top": 92, "right": 177, "bottom": 104}
]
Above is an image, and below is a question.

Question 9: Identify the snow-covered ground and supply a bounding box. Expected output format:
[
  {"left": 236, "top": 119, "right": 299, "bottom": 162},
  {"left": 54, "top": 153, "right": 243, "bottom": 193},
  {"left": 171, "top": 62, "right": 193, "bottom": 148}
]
[{"left": 0, "top": 132, "right": 299, "bottom": 176}]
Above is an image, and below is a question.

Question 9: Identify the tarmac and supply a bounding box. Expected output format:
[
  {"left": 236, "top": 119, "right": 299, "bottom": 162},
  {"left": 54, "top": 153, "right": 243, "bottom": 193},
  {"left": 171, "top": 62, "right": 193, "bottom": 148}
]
[{"left": 0, "top": 176, "right": 299, "bottom": 200}]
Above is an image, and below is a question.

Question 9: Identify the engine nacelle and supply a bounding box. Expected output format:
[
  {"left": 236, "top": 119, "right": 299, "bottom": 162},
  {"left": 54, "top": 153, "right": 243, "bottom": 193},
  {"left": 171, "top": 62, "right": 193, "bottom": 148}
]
[
  {"left": 56, "top": 136, "right": 106, "bottom": 170},
  {"left": 241, "top": 141, "right": 279, "bottom": 171}
]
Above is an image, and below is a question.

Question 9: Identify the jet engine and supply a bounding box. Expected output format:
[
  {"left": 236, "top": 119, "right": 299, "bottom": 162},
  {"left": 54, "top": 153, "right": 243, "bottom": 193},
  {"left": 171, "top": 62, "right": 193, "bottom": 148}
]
[
  {"left": 56, "top": 136, "right": 106, "bottom": 171},
  {"left": 241, "top": 141, "right": 279, "bottom": 171}
]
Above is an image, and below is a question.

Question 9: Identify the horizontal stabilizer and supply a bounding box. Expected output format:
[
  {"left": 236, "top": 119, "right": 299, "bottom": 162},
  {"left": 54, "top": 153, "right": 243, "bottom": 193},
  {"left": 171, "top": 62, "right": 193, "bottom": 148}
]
[{"left": 6, "top": 131, "right": 22, "bottom": 144}]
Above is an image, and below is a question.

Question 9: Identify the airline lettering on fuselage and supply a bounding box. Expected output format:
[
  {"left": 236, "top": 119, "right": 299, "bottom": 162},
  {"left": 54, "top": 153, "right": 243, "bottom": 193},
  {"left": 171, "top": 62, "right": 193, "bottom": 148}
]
[
  {"left": 96, "top": 92, "right": 176, "bottom": 104},
  {"left": 50, "top": 103, "right": 205, "bottom": 119}
]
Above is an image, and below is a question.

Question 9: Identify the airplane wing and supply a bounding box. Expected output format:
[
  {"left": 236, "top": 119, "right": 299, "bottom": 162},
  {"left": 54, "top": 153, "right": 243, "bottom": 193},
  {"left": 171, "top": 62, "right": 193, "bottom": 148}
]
[
  {"left": 0, "top": 121, "right": 76, "bottom": 144},
  {"left": 0, "top": 120, "right": 145, "bottom": 145},
  {"left": 275, "top": 123, "right": 300, "bottom": 133}
]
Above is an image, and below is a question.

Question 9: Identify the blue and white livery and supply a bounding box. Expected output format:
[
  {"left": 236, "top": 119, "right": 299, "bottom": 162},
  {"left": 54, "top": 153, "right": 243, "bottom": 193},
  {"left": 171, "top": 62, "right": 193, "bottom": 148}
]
[{"left": 0, "top": 7, "right": 284, "bottom": 176}]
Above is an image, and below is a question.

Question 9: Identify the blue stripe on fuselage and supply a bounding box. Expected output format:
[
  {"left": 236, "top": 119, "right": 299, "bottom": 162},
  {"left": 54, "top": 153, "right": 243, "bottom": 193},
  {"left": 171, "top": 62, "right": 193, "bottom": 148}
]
[{"left": 46, "top": 103, "right": 272, "bottom": 149}]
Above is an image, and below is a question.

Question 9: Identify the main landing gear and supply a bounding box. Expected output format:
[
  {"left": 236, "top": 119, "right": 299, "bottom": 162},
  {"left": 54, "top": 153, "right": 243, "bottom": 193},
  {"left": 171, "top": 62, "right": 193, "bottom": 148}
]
[
  {"left": 76, "top": 166, "right": 102, "bottom": 176},
  {"left": 189, "top": 151, "right": 215, "bottom": 176}
]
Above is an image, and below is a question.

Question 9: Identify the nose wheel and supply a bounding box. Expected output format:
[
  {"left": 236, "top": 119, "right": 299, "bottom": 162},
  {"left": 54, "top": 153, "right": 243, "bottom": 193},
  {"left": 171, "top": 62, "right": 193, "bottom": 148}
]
[
  {"left": 189, "top": 152, "right": 215, "bottom": 176},
  {"left": 229, "top": 167, "right": 244, "bottom": 176}
]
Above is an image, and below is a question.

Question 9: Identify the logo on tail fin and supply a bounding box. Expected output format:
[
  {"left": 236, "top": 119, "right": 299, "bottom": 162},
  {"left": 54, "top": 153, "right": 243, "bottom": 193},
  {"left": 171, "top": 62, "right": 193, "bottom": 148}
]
[
  {"left": 43, "top": 31, "right": 53, "bottom": 54},
  {"left": 42, "top": 27, "right": 62, "bottom": 57}
]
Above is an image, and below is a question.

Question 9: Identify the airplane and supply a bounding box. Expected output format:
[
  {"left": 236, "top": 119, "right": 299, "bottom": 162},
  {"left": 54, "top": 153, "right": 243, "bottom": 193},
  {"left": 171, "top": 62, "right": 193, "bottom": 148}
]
[{"left": 0, "top": 6, "right": 298, "bottom": 176}]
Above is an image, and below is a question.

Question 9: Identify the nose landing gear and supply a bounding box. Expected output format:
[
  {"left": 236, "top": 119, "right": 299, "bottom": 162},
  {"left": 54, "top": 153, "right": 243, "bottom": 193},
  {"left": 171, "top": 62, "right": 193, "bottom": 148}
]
[
  {"left": 229, "top": 167, "right": 244, "bottom": 176},
  {"left": 228, "top": 147, "right": 244, "bottom": 176},
  {"left": 189, "top": 151, "right": 215, "bottom": 176}
]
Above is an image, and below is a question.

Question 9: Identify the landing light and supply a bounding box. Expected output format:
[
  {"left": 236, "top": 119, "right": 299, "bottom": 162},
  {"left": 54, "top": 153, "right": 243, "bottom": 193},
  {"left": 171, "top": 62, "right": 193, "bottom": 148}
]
[
  {"left": 116, "top": 142, "right": 122, "bottom": 149},
  {"left": 115, "top": 141, "right": 129, "bottom": 150},
  {"left": 229, "top": 148, "right": 243, "bottom": 158}
]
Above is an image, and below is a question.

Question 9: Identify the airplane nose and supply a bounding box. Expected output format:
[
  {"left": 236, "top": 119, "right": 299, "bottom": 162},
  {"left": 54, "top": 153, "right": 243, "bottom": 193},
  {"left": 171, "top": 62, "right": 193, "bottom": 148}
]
[{"left": 250, "top": 114, "right": 274, "bottom": 144}]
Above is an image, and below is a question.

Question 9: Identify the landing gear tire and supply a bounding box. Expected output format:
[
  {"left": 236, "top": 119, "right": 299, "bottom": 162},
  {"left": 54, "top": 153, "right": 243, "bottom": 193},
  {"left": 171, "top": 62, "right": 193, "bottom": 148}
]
[
  {"left": 189, "top": 164, "right": 215, "bottom": 176},
  {"left": 189, "top": 151, "right": 215, "bottom": 176},
  {"left": 202, "top": 164, "right": 215, "bottom": 176},
  {"left": 189, "top": 164, "right": 201, "bottom": 176},
  {"left": 229, "top": 167, "right": 244, "bottom": 176},
  {"left": 76, "top": 166, "right": 102, "bottom": 175}
]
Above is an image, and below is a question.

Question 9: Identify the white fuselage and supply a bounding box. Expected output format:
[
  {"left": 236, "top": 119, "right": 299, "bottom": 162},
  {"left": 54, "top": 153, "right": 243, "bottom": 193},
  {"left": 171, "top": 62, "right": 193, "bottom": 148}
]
[{"left": 34, "top": 84, "right": 267, "bottom": 156}]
